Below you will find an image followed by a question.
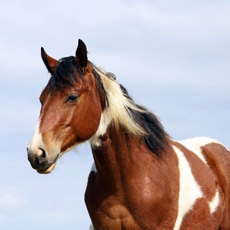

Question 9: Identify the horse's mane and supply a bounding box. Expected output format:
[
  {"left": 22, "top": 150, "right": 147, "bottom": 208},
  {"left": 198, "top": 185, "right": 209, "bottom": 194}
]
[
  {"left": 46, "top": 56, "right": 85, "bottom": 92},
  {"left": 90, "top": 62, "right": 169, "bottom": 156},
  {"left": 46, "top": 57, "right": 169, "bottom": 156}
]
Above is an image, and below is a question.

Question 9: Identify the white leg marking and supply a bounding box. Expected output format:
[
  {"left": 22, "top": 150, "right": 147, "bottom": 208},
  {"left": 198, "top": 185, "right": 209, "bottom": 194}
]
[
  {"left": 209, "top": 189, "right": 219, "bottom": 214},
  {"left": 179, "top": 137, "right": 221, "bottom": 164},
  {"left": 173, "top": 146, "right": 203, "bottom": 230}
]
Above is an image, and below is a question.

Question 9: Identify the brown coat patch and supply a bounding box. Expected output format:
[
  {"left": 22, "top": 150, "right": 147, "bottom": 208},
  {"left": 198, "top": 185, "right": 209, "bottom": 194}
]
[
  {"left": 85, "top": 130, "right": 179, "bottom": 230},
  {"left": 202, "top": 143, "right": 230, "bottom": 230}
]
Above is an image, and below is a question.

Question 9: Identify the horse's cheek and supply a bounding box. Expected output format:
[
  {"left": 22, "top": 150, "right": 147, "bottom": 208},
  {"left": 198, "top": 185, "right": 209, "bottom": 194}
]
[{"left": 72, "top": 100, "right": 102, "bottom": 141}]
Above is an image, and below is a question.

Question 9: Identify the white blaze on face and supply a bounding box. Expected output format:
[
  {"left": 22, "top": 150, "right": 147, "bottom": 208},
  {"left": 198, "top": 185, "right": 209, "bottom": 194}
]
[
  {"left": 27, "top": 120, "right": 46, "bottom": 156},
  {"left": 28, "top": 119, "right": 61, "bottom": 163}
]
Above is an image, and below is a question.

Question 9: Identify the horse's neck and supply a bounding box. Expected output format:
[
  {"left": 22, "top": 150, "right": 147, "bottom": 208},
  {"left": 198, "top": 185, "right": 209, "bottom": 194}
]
[
  {"left": 91, "top": 126, "right": 160, "bottom": 191},
  {"left": 89, "top": 126, "right": 179, "bottom": 228}
]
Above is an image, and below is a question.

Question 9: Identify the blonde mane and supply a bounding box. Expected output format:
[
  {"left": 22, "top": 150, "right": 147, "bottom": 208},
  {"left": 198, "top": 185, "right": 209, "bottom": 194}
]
[{"left": 93, "top": 66, "right": 147, "bottom": 136}]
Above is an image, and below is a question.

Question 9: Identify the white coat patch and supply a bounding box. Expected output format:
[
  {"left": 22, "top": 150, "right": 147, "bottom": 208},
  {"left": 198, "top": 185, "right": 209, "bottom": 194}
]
[
  {"left": 209, "top": 189, "right": 220, "bottom": 214},
  {"left": 90, "top": 108, "right": 111, "bottom": 148},
  {"left": 179, "top": 137, "right": 221, "bottom": 164},
  {"left": 173, "top": 145, "right": 203, "bottom": 230}
]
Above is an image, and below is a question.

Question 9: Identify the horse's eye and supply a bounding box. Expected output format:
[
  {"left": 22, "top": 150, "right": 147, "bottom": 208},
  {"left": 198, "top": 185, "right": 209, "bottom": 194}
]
[{"left": 67, "top": 95, "right": 79, "bottom": 102}]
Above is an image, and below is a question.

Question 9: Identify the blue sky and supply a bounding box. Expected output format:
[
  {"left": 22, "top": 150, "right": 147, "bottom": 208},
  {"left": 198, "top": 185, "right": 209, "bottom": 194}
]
[{"left": 0, "top": 0, "right": 230, "bottom": 229}]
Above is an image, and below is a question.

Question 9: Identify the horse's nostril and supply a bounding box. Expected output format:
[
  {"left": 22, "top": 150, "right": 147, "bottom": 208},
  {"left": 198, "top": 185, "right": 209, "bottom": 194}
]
[
  {"left": 35, "top": 155, "right": 46, "bottom": 166},
  {"left": 37, "top": 150, "right": 47, "bottom": 165},
  {"left": 39, "top": 148, "right": 46, "bottom": 158},
  {"left": 27, "top": 147, "right": 49, "bottom": 171}
]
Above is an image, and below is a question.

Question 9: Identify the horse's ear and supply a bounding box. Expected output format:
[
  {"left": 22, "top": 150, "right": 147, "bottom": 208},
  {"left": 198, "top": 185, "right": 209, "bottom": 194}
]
[
  {"left": 41, "top": 47, "right": 58, "bottom": 74},
  {"left": 76, "top": 39, "right": 88, "bottom": 68}
]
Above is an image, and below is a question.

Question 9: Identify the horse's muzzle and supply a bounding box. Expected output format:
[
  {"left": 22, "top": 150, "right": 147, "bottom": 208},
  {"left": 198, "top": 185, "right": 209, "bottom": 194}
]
[{"left": 27, "top": 147, "right": 59, "bottom": 174}]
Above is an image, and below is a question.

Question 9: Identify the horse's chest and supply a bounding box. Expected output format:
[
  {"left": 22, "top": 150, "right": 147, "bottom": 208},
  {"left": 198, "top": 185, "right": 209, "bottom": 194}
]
[
  {"left": 85, "top": 174, "right": 142, "bottom": 229},
  {"left": 93, "top": 202, "right": 140, "bottom": 230},
  {"left": 86, "top": 186, "right": 172, "bottom": 230},
  {"left": 85, "top": 168, "right": 177, "bottom": 230}
]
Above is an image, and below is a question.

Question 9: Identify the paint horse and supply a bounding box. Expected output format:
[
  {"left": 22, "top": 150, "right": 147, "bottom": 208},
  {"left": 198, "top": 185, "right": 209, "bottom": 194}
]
[{"left": 27, "top": 40, "right": 230, "bottom": 230}]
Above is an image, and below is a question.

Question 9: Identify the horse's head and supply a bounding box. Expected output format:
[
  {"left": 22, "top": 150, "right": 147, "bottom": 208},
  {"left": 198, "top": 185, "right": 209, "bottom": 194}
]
[{"left": 27, "top": 40, "right": 104, "bottom": 174}]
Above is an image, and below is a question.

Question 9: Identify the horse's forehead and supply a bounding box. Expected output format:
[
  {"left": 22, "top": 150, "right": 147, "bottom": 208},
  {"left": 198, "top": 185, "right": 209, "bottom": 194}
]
[{"left": 40, "top": 86, "right": 65, "bottom": 107}]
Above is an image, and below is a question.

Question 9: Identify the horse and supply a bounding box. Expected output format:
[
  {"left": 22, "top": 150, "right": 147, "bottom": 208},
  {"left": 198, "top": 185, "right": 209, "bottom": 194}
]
[{"left": 27, "top": 39, "right": 230, "bottom": 230}]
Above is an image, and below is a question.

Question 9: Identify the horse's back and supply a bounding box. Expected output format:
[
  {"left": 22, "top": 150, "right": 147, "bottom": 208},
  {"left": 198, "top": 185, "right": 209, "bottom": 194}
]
[
  {"left": 180, "top": 137, "right": 230, "bottom": 230},
  {"left": 201, "top": 140, "right": 230, "bottom": 230}
]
